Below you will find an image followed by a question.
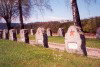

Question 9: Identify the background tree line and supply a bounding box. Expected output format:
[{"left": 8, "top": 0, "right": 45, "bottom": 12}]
[{"left": 22, "top": 16, "right": 100, "bottom": 34}]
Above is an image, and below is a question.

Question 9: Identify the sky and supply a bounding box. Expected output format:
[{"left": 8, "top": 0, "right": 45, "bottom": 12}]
[
  {"left": 1, "top": 0, "right": 100, "bottom": 23},
  {"left": 27, "top": 0, "right": 100, "bottom": 23}
]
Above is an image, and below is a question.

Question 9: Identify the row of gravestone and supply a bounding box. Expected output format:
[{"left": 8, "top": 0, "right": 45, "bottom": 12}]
[
  {"left": 46, "top": 28, "right": 65, "bottom": 37},
  {"left": 1, "top": 27, "right": 86, "bottom": 55},
  {"left": 0, "top": 26, "right": 100, "bottom": 56}
]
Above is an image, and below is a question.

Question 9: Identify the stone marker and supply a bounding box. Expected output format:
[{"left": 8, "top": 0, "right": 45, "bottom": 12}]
[
  {"left": 47, "top": 28, "right": 52, "bottom": 36},
  {"left": 0, "top": 30, "right": 3, "bottom": 39},
  {"left": 35, "top": 27, "right": 48, "bottom": 48},
  {"left": 30, "top": 29, "right": 35, "bottom": 35},
  {"left": 57, "top": 28, "right": 65, "bottom": 37},
  {"left": 20, "top": 29, "right": 29, "bottom": 43},
  {"left": 9, "top": 29, "right": 17, "bottom": 41},
  {"left": 96, "top": 27, "right": 100, "bottom": 39},
  {"left": 3, "top": 29, "right": 9, "bottom": 39},
  {"left": 65, "top": 25, "right": 87, "bottom": 56}
]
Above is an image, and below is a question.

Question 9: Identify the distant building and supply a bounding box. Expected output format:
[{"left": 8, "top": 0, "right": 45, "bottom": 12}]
[{"left": 59, "top": 20, "right": 71, "bottom": 23}]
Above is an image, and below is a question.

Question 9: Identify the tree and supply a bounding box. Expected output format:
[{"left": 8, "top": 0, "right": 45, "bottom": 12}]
[
  {"left": 18, "top": 0, "right": 52, "bottom": 29},
  {"left": 0, "top": 0, "right": 18, "bottom": 30},
  {"left": 18, "top": 0, "right": 30, "bottom": 29},
  {"left": 70, "top": 0, "right": 88, "bottom": 56},
  {"left": 70, "top": 0, "right": 82, "bottom": 29},
  {"left": 70, "top": 0, "right": 96, "bottom": 31}
]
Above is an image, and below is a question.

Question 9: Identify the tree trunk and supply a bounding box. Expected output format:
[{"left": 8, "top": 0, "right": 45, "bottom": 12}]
[
  {"left": 70, "top": 0, "right": 83, "bottom": 30},
  {"left": 4, "top": 18, "right": 11, "bottom": 30},
  {"left": 70, "top": 0, "right": 87, "bottom": 56},
  {"left": 18, "top": 0, "right": 24, "bottom": 29}
]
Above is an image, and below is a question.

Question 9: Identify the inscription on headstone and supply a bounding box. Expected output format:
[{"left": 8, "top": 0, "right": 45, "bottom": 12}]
[
  {"left": 96, "top": 27, "right": 100, "bottom": 39},
  {"left": 0, "top": 30, "right": 3, "bottom": 39},
  {"left": 65, "top": 25, "right": 87, "bottom": 56},
  {"left": 57, "top": 28, "right": 65, "bottom": 37},
  {"left": 47, "top": 28, "right": 52, "bottom": 36},
  {"left": 9, "top": 29, "right": 17, "bottom": 41},
  {"left": 3, "top": 29, "right": 9, "bottom": 39},
  {"left": 35, "top": 27, "right": 48, "bottom": 48},
  {"left": 20, "top": 29, "right": 29, "bottom": 43}
]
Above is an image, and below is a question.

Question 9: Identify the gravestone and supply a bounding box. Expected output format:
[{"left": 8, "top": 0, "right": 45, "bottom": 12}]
[
  {"left": 3, "top": 29, "right": 9, "bottom": 39},
  {"left": 47, "top": 28, "right": 52, "bottom": 36},
  {"left": 35, "top": 27, "right": 48, "bottom": 48},
  {"left": 30, "top": 29, "right": 35, "bottom": 35},
  {"left": 0, "top": 30, "right": 3, "bottom": 39},
  {"left": 20, "top": 29, "right": 29, "bottom": 43},
  {"left": 9, "top": 29, "right": 17, "bottom": 41},
  {"left": 96, "top": 27, "right": 100, "bottom": 39},
  {"left": 57, "top": 28, "right": 65, "bottom": 37},
  {"left": 65, "top": 25, "right": 87, "bottom": 56}
]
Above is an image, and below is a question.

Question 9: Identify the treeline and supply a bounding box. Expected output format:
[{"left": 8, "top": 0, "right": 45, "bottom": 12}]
[
  {"left": 13, "top": 16, "right": 100, "bottom": 34},
  {"left": 82, "top": 17, "right": 100, "bottom": 33}
]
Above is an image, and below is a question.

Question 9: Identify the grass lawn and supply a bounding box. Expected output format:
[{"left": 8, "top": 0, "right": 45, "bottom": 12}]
[
  {"left": 48, "top": 36, "right": 100, "bottom": 49},
  {"left": 17, "top": 34, "right": 100, "bottom": 48},
  {"left": 48, "top": 36, "right": 65, "bottom": 44},
  {"left": 0, "top": 40, "right": 100, "bottom": 67}
]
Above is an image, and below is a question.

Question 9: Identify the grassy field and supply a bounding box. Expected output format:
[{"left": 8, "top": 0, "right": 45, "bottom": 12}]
[
  {"left": 17, "top": 35, "right": 100, "bottom": 48},
  {"left": 48, "top": 36, "right": 100, "bottom": 49},
  {"left": 0, "top": 40, "right": 100, "bottom": 67}
]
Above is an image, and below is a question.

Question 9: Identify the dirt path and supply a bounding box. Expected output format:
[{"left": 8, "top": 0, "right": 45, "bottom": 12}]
[
  {"left": 48, "top": 42, "right": 100, "bottom": 59},
  {"left": 27, "top": 40, "right": 100, "bottom": 59}
]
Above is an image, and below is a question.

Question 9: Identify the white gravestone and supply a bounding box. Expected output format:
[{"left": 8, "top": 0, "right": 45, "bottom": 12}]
[
  {"left": 30, "top": 29, "right": 35, "bottom": 35},
  {"left": 35, "top": 27, "right": 48, "bottom": 48},
  {"left": 20, "top": 29, "right": 29, "bottom": 43},
  {"left": 3, "top": 29, "right": 9, "bottom": 39},
  {"left": 9, "top": 29, "right": 17, "bottom": 41},
  {"left": 0, "top": 30, "right": 3, "bottom": 39},
  {"left": 96, "top": 27, "right": 100, "bottom": 39},
  {"left": 65, "top": 25, "right": 87, "bottom": 56},
  {"left": 47, "top": 28, "right": 52, "bottom": 36},
  {"left": 57, "top": 28, "right": 65, "bottom": 37}
]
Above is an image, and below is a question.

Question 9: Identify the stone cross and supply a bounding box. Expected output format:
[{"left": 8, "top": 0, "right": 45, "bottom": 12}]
[
  {"left": 65, "top": 25, "right": 87, "bottom": 56},
  {"left": 9, "top": 29, "right": 17, "bottom": 41},
  {"left": 57, "top": 28, "right": 65, "bottom": 37},
  {"left": 3, "top": 29, "right": 9, "bottom": 39},
  {"left": 96, "top": 27, "right": 100, "bottom": 39},
  {"left": 0, "top": 30, "right": 3, "bottom": 39},
  {"left": 20, "top": 29, "right": 29, "bottom": 43},
  {"left": 30, "top": 29, "right": 35, "bottom": 35},
  {"left": 46, "top": 28, "right": 52, "bottom": 36},
  {"left": 35, "top": 27, "right": 48, "bottom": 48}
]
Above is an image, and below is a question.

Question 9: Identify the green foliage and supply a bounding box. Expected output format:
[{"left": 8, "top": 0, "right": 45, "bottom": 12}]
[
  {"left": 25, "top": 21, "right": 73, "bottom": 33},
  {"left": 0, "top": 40, "right": 100, "bottom": 67},
  {"left": 82, "top": 17, "right": 98, "bottom": 33}
]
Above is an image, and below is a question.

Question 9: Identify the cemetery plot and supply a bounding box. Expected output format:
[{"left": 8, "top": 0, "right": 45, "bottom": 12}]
[{"left": 0, "top": 40, "right": 100, "bottom": 67}]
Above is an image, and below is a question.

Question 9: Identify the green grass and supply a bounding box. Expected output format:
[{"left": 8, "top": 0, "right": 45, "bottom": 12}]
[
  {"left": 0, "top": 40, "right": 100, "bottom": 67},
  {"left": 16, "top": 34, "right": 20, "bottom": 38},
  {"left": 48, "top": 36, "right": 100, "bottom": 48},
  {"left": 17, "top": 34, "right": 100, "bottom": 48},
  {"left": 29, "top": 35, "right": 35, "bottom": 40},
  {"left": 48, "top": 36, "right": 64, "bottom": 44},
  {"left": 86, "top": 38, "right": 100, "bottom": 48}
]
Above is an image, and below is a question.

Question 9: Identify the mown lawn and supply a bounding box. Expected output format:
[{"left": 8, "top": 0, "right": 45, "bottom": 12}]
[
  {"left": 0, "top": 40, "right": 100, "bottom": 67},
  {"left": 48, "top": 36, "right": 100, "bottom": 49},
  {"left": 17, "top": 35, "right": 100, "bottom": 48}
]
